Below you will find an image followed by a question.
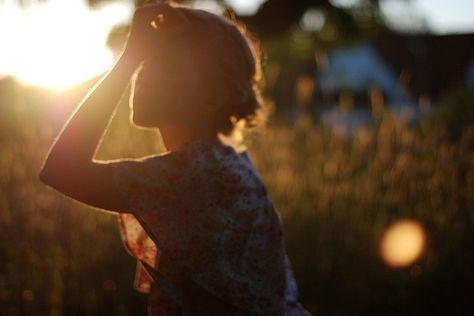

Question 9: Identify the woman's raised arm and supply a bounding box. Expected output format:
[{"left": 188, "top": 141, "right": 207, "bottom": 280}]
[
  {"left": 39, "top": 3, "right": 179, "bottom": 212},
  {"left": 39, "top": 52, "right": 138, "bottom": 212}
]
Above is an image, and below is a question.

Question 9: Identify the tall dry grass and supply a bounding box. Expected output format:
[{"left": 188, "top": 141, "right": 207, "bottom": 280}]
[{"left": 0, "top": 80, "right": 473, "bottom": 315}]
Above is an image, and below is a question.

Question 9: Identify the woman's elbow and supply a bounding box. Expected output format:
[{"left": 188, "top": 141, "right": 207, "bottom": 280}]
[
  {"left": 39, "top": 161, "right": 63, "bottom": 187},
  {"left": 39, "top": 166, "right": 55, "bottom": 186},
  {"left": 39, "top": 167, "right": 72, "bottom": 196},
  {"left": 39, "top": 162, "right": 91, "bottom": 191},
  {"left": 39, "top": 154, "right": 69, "bottom": 185}
]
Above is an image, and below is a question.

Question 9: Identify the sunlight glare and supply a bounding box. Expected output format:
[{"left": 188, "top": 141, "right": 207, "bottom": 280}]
[
  {"left": 0, "top": 0, "right": 133, "bottom": 90},
  {"left": 224, "top": 0, "right": 268, "bottom": 16},
  {"left": 380, "top": 219, "right": 426, "bottom": 268}
]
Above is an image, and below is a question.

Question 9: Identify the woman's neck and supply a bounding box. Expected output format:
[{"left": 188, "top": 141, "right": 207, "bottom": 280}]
[{"left": 159, "top": 124, "right": 220, "bottom": 152}]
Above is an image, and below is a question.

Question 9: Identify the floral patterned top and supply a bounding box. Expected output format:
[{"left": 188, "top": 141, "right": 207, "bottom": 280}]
[{"left": 111, "top": 138, "right": 312, "bottom": 316}]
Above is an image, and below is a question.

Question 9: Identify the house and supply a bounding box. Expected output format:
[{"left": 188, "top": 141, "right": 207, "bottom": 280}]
[{"left": 282, "top": 42, "right": 421, "bottom": 135}]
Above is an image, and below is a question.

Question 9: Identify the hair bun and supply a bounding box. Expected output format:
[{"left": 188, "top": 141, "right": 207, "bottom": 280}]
[
  {"left": 233, "top": 82, "right": 264, "bottom": 126},
  {"left": 185, "top": 7, "right": 267, "bottom": 137}
]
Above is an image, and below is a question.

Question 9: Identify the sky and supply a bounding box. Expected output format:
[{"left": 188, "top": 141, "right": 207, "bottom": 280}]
[
  {"left": 228, "top": 0, "right": 474, "bottom": 34},
  {"left": 380, "top": 0, "right": 474, "bottom": 34},
  {"left": 216, "top": 0, "right": 474, "bottom": 34},
  {"left": 224, "top": 0, "right": 268, "bottom": 15}
]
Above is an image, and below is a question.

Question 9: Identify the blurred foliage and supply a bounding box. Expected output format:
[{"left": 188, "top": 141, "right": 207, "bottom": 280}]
[
  {"left": 247, "top": 112, "right": 474, "bottom": 315},
  {"left": 432, "top": 87, "right": 474, "bottom": 142},
  {"left": 0, "top": 79, "right": 151, "bottom": 316},
  {"left": 0, "top": 77, "right": 473, "bottom": 315}
]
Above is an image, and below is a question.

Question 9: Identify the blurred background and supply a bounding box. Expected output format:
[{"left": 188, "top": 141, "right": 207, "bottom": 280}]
[{"left": 0, "top": 0, "right": 473, "bottom": 315}]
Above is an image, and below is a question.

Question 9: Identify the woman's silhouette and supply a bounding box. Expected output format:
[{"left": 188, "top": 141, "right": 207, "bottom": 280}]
[{"left": 39, "top": 1, "right": 312, "bottom": 315}]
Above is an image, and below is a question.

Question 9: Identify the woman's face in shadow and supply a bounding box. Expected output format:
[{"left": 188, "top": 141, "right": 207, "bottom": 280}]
[{"left": 130, "top": 41, "right": 208, "bottom": 129}]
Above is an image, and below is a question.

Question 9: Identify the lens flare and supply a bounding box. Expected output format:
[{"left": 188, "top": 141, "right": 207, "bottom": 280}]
[
  {"left": 0, "top": 0, "right": 133, "bottom": 90},
  {"left": 380, "top": 219, "right": 426, "bottom": 268}
]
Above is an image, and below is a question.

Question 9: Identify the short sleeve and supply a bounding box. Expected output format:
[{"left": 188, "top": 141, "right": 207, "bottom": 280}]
[
  {"left": 111, "top": 153, "right": 186, "bottom": 213},
  {"left": 110, "top": 150, "right": 194, "bottom": 218},
  {"left": 110, "top": 156, "right": 164, "bottom": 293},
  {"left": 109, "top": 149, "right": 203, "bottom": 293}
]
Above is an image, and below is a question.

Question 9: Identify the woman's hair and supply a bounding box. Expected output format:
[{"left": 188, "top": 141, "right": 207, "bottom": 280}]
[{"left": 171, "top": 3, "right": 269, "bottom": 146}]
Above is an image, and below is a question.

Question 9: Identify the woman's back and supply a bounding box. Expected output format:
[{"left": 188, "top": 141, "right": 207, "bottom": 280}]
[{"left": 112, "top": 138, "right": 310, "bottom": 315}]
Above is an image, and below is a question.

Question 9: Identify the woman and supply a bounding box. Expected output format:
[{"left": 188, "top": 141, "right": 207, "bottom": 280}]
[{"left": 39, "top": 1, "right": 313, "bottom": 315}]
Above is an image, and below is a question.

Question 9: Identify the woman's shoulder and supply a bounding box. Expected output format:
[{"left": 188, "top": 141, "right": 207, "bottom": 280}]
[
  {"left": 120, "top": 137, "right": 253, "bottom": 171},
  {"left": 172, "top": 137, "right": 258, "bottom": 175},
  {"left": 110, "top": 136, "right": 267, "bottom": 213}
]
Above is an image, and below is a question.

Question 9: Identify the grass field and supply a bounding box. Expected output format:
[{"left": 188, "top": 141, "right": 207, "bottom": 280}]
[{"left": 0, "top": 78, "right": 473, "bottom": 315}]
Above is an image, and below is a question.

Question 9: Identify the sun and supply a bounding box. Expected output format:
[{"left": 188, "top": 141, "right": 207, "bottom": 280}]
[{"left": 0, "top": 0, "right": 133, "bottom": 90}]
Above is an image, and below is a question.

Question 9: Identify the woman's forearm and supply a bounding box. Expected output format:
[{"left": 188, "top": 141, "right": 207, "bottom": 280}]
[{"left": 40, "top": 54, "right": 138, "bottom": 180}]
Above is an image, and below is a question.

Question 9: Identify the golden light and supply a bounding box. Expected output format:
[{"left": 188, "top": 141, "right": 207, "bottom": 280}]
[
  {"left": 0, "top": 0, "right": 133, "bottom": 90},
  {"left": 380, "top": 218, "right": 426, "bottom": 268}
]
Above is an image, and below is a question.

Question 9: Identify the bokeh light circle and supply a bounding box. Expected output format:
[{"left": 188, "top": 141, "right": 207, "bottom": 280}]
[{"left": 380, "top": 218, "right": 426, "bottom": 268}]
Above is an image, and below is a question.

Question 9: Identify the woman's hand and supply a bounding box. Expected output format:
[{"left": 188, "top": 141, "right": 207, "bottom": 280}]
[{"left": 121, "top": 1, "right": 192, "bottom": 66}]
